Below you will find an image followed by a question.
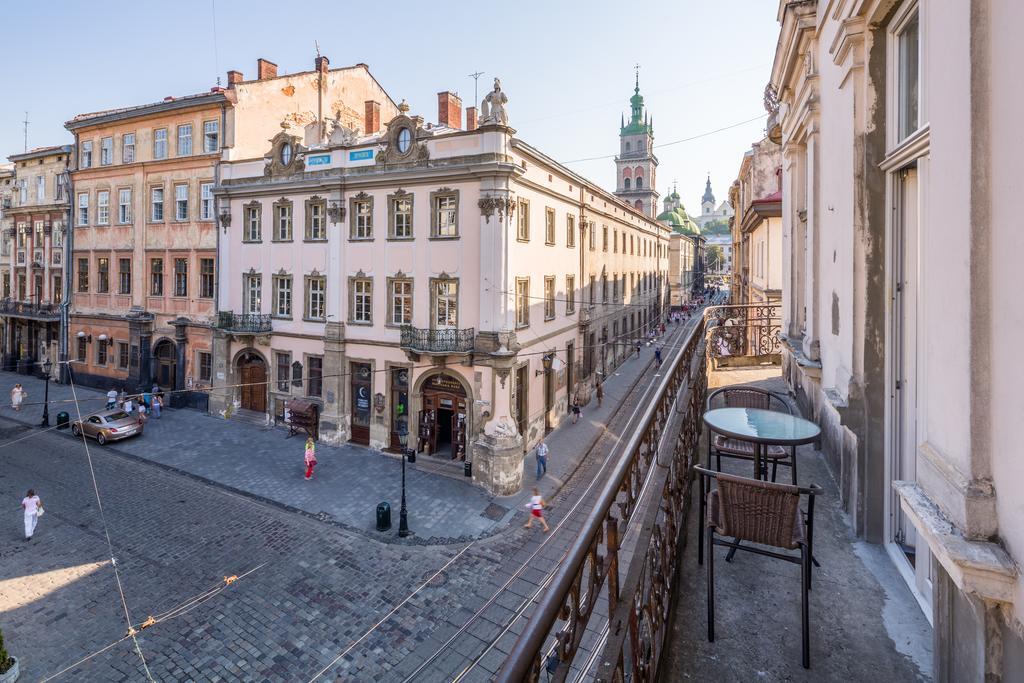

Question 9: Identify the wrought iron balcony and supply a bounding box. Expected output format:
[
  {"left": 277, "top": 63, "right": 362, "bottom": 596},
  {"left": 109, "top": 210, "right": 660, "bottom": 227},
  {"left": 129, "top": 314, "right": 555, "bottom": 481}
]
[
  {"left": 0, "top": 298, "right": 60, "bottom": 321},
  {"left": 216, "top": 311, "right": 272, "bottom": 333},
  {"left": 704, "top": 302, "right": 781, "bottom": 362},
  {"left": 399, "top": 325, "right": 475, "bottom": 354}
]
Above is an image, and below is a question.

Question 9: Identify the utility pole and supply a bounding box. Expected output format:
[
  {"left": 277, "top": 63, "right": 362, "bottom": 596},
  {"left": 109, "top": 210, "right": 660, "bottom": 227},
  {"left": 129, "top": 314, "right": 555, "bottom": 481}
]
[
  {"left": 468, "top": 71, "right": 484, "bottom": 110},
  {"left": 22, "top": 112, "right": 29, "bottom": 152}
]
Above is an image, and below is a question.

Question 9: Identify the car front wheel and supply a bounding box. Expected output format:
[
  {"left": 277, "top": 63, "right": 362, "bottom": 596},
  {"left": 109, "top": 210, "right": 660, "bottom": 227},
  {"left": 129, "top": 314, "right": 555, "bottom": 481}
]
[{"left": 97, "top": 432, "right": 107, "bottom": 446}]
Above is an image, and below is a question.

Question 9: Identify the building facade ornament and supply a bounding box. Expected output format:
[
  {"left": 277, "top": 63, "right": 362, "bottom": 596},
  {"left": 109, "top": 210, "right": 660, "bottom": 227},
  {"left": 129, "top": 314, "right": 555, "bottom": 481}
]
[
  {"left": 263, "top": 128, "right": 306, "bottom": 177},
  {"left": 479, "top": 78, "right": 509, "bottom": 126},
  {"left": 478, "top": 195, "right": 516, "bottom": 223},
  {"left": 327, "top": 201, "right": 345, "bottom": 223},
  {"left": 375, "top": 109, "right": 429, "bottom": 165}
]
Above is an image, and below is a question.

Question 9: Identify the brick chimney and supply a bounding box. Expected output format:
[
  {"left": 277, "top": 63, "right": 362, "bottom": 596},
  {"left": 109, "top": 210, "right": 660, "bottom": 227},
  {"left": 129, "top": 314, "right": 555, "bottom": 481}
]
[
  {"left": 438, "top": 91, "right": 462, "bottom": 130},
  {"left": 227, "top": 70, "right": 244, "bottom": 87},
  {"left": 257, "top": 58, "right": 278, "bottom": 80},
  {"left": 364, "top": 101, "right": 381, "bottom": 134},
  {"left": 315, "top": 55, "right": 330, "bottom": 74},
  {"left": 466, "top": 107, "right": 478, "bottom": 131}
]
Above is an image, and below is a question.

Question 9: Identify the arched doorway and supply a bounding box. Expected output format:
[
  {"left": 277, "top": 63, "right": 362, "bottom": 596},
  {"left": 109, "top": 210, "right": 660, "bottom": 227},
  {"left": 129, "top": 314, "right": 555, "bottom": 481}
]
[
  {"left": 154, "top": 339, "right": 177, "bottom": 390},
  {"left": 236, "top": 351, "right": 267, "bottom": 413},
  {"left": 416, "top": 372, "right": 469, "bottom": 460}
]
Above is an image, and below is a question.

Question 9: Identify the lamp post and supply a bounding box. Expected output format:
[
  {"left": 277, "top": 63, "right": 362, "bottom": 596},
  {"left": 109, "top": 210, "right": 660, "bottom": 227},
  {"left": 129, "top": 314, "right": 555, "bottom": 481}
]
[
  {"left": 40, "top": 358, "right": 52, "bottom": 427},
  {"left": 396, "top": 425, "right": 412, "bottom": 537}
]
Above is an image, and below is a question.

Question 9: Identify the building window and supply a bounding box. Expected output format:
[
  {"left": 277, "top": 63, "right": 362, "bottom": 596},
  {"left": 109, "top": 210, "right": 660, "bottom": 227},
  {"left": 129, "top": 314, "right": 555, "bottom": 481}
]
[
  {"left": 36, "top": 175, "right": 45, "bottom": 202},
  {"left": 203, "top": 120, "right": 219, "bottom": 153},
  {"left": 350, "top": 197, "right": 373, "bottom": 239},
  {"left": 77, "top": 258, "right": 89, "bottom": 292},
  {"left": 389, "top": 278, "right": 412, "bottom": 325},
  {"left": 517, "top": 199, "right": 530, "bottom": 241},
  {"left": 97, "top": 191, "right": 110, "bottom": 225},
  {"left": 566, "top": 214, "right": 576, "bottom": 247},
  {"left": 80, "top": 140, "right": 93, "bottom": 168},
  {"left": 17, "top": 179, "right": 27, "bottom": 204},
  {"left": 305, "top": 276, "right": 326, "bottom": 320},
  {"left": 516, "top": 277, "right": 530, "bottom": 327},
  {"left": 77, "top": 336, "right": 87, "bottom": 362},
  {"left": 291, "top": 361, "right": 304, "bottom": 389},
  {"left": 613, "top": 230, "right": 618, "bottom": 253},
  {"left": 118, "top": 188, "right": 132, "bottom": 224},
  {"left": 274, "top": 199, "right": 293, "bottom": 241},
  {"left": 150, "top": 258, "right": 164, "bottom": 296},
  {"left": 431, "top": 191, "right": 458, "bottom": 238},
  {"left": 273, "top": 275, "right": 292, "bottom": 317},
  {"left": 151, "top": 187, "right": 164, "bottom": 221},
  {"left": 177, "top": 124, "right": 193, "bottom": 156},
  {"left": 566, "top": 275, "right": 575, "bottom": 314},
  {"left": 174, "top": 258, "right": 188, "bottom": 297},
  {"left": 1, "top": 274, "right": 8, "bottom": 298},
  {"left": 351, "top": 278, "right": 372, "bottom": 324},
  {"left": 100, "top": 137, "right": 113, "bottom": 166},
  {"left": 198, "top": 351, "right": 212, "bottom": 382},
  {"left": 97, "top": 341, "right": 108, "bottom": 366},
  {"left": 175, "top": 184, "right": 188, "bottom": 220},
  {"left": 307, "top": 356, "right": 323, "bottom": 397},
  {"left": 53, "top": 275, "right": 62, "bottom": 304},
  {"left": 305, "top": 198, "right": 326, "bottom": 240},
  {"left": 244, "top": 273, "right": 261, "bottom": 313},
  {"left": 589, "top": 275, "right": 596, "bottom": 305},
  {"left": 122, "top": 133, "right": 135, "bottom": 163},
  {"left": 200, "top": 183, "right": 214, "bottom": 220},
  {"left": 602, "top": 273, "right": 608, "bottom": 303},
  {"left": 433, "top": 279, "right": 458, "bottom": 328},
  {"left": 589, "top": 221, "right": 596, "bottom": 251},
  {"left": 544, "top": 276, "right": 555, "bottom": 320},
  {"left": 389, "top": 193, "right": 413, "bottom": 239},
  {"left": 276, "top": 352, "right": 290, "bottom": 391},
  {"left": 97, "top": 257, "right": 109, "bottom": 293},
  {"left": 118, "top": 258, "right": 131, "bottom": 294},
  {"left": 244, "top": 203, "right": 262, "bottom": 241},
  {"left": 896, "top": 9, "right": 920, "bottom": 141},
  {"left": 200, "top": 258, "right": 215, "bottom": 298},
  {"left": 545, "top": 208, "right": 556, "bottom": 245},
  {"left": 117, "top": 342, "right": 130, "bottom": 370},
  {"left": 602, "top": 225, "right": 608, "bottom": 251},
  {"left": 152, "top": 128, "right": 168, "bottom": 159}
]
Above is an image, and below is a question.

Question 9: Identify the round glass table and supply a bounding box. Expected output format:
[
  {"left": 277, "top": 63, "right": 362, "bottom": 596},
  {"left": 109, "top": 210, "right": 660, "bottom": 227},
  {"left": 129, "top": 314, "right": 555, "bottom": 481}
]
[{"left": 703, "top": 407, "right": 821, "bottom": 480}]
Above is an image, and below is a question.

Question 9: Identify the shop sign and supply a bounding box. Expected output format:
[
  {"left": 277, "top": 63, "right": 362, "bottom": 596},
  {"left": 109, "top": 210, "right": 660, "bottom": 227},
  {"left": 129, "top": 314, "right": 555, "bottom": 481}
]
[
  {"left": 349, "top": 149, "right": 373, "bottom": 161},
  {"left": 307, "top": 153, "right": 332, "bottom": 166},
  {"left": 424, "top": 373, "right": 465, "bottom": 395}
]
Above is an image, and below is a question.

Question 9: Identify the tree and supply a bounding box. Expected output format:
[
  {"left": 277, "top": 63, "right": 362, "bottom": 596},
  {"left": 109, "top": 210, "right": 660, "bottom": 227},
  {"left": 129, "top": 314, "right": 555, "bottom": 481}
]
[
  {"left": 0, "top": 626, "right": 12, "bottom": 674},
  {"left": 705, "top": 245, "right": 725, "bottom": 272},
  {"left": 703, "top": 218, "right": 730, "bottom": 235}
]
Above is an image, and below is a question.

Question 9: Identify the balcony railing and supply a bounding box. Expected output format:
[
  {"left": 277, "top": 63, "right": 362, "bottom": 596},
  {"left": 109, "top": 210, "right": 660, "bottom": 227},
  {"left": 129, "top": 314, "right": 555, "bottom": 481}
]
[
  {"left": 15, "top": 250, "right": 25, "bottom": 265},
  {"left": 0, "top": 298, "right": 60, "bottom": 320},
  {"left": 704, "top": 302, "right": 781, "bottom": 362},
  {"left": 216, "top": 311, "right": 271, "bottom": 333},
  {"left": 399, "top": 325, "right": 475, "bottom": 354},
  {"left": 498, "top": 317, "right": 707, "bottom": 682}
]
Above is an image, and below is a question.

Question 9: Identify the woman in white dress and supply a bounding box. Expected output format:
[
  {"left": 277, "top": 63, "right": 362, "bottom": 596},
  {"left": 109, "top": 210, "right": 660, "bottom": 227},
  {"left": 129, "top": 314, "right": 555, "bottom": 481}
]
[
  {"left": 21, "top": 488, "right": 43, "bottom": 541},
  {"left": 10, "top": 383, "right": 25, "bottom": 411}
]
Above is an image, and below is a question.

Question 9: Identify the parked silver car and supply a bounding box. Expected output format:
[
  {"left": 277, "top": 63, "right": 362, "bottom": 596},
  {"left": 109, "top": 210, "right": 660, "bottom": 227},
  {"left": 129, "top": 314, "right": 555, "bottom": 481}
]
[{"left": 71, "top": 409, "right": 143, "bottom": 445}]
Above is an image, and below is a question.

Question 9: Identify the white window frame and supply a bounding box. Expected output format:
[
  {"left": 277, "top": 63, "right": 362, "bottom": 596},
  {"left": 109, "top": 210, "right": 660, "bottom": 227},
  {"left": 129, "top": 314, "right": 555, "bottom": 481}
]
[
  {"left": 273, "top": 275, "right": 292, "bottom": 317},
  {"left": 245, "top": 205, "right": 261, "bottom": 241},
  {"left": 305, "top": 276, "right": 326, "bottom": 321},
  {"left": 122, "top": 133, "right": 136, "bottom": 164},
  {"left": 151, "top": 187, "right": 164, "bottom": 221},
  {"left": 153, "top": 128, "right": 168, "bottom": 160},
  {"left": 352, "top": 278, "right": 372, "bottom": 323},
  {"left": 203, "top": 120, "right": 219, "bottom": 153},
  {"left": 80, "top": 140, "right": 93, "bottom": 168},
  {"left": 544, "top": 276, "right": 556, "bottom": 320},
  {"left": 97, "top": 190, "right": 110, "bottom": 225},
  {"left": 77, "top": 193, "right": 89, "bottom": 226},
  {"left": 177, "top": 123, "right": 193, "bottom": 156},
  {"left": 390, "top": 279, "right": 412, "bottom": 325},
  {"left": 100, "top": 136, "right": 113, "bottom": 166},
  {"left": 886, "top": 1, "right": 924, "bottom": 151},
  {"left": 433, "top": 279, "right": 458, "bottom": 329},
  {"left": 200, "top": 182, "right": 214, "bottom": 220},
  {"left": 434, "top": 194, "right": 458, "bottom": 237},
  {"left": 36, "top": 175, "right": 45, "bottom": 202},
  {"left": 244, "top": 273, "right": 262, "bottom": 314},
  {"left": 175, "top": 184, "right": 188, "bottom": 221},
  {"left": 118, "top": 188, "right": 132, "bottom": 224}
]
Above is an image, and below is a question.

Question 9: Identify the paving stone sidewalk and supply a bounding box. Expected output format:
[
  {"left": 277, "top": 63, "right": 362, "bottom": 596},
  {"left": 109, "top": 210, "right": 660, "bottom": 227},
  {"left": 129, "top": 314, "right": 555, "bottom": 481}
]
[{"left": 0, "top": 320, "right": 689, "bottom": 545}]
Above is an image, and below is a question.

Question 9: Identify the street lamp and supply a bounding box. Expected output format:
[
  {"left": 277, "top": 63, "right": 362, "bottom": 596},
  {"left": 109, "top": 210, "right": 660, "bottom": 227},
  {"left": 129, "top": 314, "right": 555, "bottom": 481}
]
[
  {"left": 40, "top": 358, "right": 52, "bottom": 427},
  {"left": 396, "top": 425, "right": 413, "bottom": 538}
]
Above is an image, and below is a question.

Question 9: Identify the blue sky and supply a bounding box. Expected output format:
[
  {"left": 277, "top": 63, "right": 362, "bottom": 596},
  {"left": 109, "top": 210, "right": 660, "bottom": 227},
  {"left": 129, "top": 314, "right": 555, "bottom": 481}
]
[{"left": 4, "top": 0, "right": 779, "bottom": 213}]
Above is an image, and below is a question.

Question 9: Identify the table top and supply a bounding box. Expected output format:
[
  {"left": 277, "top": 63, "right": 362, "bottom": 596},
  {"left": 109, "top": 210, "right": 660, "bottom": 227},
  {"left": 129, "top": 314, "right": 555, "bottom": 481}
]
[{"left": 703, "top": 407, "right": 821, "bottom": 445}]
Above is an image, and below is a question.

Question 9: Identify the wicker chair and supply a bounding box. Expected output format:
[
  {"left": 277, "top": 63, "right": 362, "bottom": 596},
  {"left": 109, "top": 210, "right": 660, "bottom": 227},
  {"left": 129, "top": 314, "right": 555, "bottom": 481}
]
[
  {"left": 696, "top": 466, "right": 821, "bottom": 669},
  {"left": 706, "top": 386, "right": 798, "bottom": 484}
]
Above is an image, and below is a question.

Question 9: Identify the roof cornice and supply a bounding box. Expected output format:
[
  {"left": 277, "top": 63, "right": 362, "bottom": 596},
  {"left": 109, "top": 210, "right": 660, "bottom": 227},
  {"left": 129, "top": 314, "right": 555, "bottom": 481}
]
[{"left": 66, "top": 92, "right": 227, "bottom": 132}]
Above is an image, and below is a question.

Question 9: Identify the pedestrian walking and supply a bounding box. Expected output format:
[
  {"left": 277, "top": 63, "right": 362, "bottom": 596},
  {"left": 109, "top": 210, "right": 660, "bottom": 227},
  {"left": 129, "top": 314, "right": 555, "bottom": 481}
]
[
  {"left": 596, "top": 381, "right": 604, "bottom": 407},
  {"left": 106, "top": 388, "right": 118, "bottom": 410},
  {"left": 10, "top": 383, "right": 25, "bottom": 411},
  {"left": 152, "top": 394, "right": 162, "bottom": 418},
  {"left": 136, "top": 402, "right": 148, "bottom": 425},
  {"left": 571, "top": 395, "right": 581, "bottom": 424},
  {"left": 303, "top": 437, "right": 317, "bottom": 480},
  {"left": 21, "top": 488, "right": 43, "bottom": 541},
  {"left": 118, "top": 389, "right": 127, "bottom": 406},
  {"left": 142, "top": 390, "right": 152, "bottom": 411},
  {"left": 535, "top": 439, "right": 549, "bottom": 479},
  {"left": 655, "top": 346, "right": 663, "bottom": 367},
  {"left": 523, "top": 487, "right": 550, "bottom": 533},
  {"left": 635, "top": 341, "right": 641, "bottom": 358},
  {"left": 123, "top": 396, "right": 134, "bottom": 414}
]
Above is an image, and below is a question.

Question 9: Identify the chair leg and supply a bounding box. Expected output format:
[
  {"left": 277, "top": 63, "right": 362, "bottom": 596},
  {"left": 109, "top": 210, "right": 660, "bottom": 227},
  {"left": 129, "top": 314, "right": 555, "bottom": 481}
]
[
  {"left": 716, "top": 453, "right": 722, "bottom": 471},
  {"left": 790, "top": 446, "right": 798, "bottom": 485},
  {"left": 801, "top": 544, "right": 810, "bottom": 669},
  {"left": 707, "top": 527, "right": 716, "bottom": 643},
  {"left": 771, "top": 460, "right": 778, "bottom": 482},
  {"left": 698, "top": 476, "right": 706, "bottom": 566},
  {"left": 725, "top": 537, "right": 740, "bottom": 563}
]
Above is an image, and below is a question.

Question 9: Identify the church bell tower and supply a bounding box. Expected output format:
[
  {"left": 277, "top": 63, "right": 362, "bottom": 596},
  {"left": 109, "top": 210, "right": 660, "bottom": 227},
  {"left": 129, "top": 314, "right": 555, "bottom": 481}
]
[{"left": 614, "top": 68, "right": 659, "bottom": 217}]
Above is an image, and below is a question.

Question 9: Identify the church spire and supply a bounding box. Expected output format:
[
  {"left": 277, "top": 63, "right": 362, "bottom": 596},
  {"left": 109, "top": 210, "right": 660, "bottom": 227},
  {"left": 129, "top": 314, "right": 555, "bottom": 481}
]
[{"left": 702, "top": 175, "right": 715, "bottom": 205}]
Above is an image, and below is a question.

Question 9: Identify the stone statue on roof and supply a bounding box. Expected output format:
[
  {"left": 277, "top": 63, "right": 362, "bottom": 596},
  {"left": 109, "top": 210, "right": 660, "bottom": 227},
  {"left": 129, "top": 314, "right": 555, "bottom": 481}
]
[{"left": 479, "top": 78, "right": 508, "bottom": 126}]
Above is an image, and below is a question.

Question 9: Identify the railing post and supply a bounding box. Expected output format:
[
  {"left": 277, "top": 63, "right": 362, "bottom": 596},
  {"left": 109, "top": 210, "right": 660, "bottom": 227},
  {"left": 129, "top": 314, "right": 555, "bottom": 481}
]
[{"left": 606, "top": 512, "right": 619, "bottom": 615}]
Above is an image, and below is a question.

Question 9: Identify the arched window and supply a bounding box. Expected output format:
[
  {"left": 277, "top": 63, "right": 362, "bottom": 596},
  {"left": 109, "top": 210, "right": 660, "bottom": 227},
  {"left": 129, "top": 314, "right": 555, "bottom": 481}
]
[
  {"left": 635, "top": 176, "right": 643, "bottom": 189},
  {"left": 633, "top": 166, "right": 644, "bottom": 179},
  {"left": 625, "top": 141, "right": 631, "bottom": 152},
  {"left": 634, "top": 200, "right": 643, "bottom": 210},
  {"left": 624, "top": 177, "right": 631, "bottom": 190}
]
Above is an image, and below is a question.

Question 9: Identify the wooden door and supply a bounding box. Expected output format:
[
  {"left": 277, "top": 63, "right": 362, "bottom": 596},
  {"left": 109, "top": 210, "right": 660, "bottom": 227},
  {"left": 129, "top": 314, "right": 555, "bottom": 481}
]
[
  {"left": 239, "top": 356, "right": 266, "bottom": 412},
  {"left": 514, "top": 365, "right": 528, "bottom": 445}
]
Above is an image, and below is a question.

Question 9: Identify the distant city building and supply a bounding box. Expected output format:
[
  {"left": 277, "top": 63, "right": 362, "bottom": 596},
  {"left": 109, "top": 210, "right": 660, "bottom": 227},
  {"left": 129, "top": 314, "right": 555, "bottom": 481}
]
[
  {"left": 613, "top": 73, "right": 659, "bottom": 218},
  {"left": 657, "top": 187, "right": 704, "bottom": 307},
  {"left": 730, "top": 137, "right": 782, "bottom": 305},
  {"left": 692, "top": 175, "right": 734, "bottom": 230}
]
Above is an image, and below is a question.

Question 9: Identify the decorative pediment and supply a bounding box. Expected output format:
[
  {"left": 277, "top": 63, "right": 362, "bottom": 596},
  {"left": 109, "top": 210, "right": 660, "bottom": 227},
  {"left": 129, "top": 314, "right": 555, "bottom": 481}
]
[
  {"left": 277, "top": 267, "right": 289, "bottom": 276},
  {"left": 376, "top": 109, "right": 430, "bottom": 166},
  {"left": 353, "top": 191, "right": 370, "bottom": 200},
  {"left": 437, "top": 187, "right": 453, "bottom": 193},
  {"left": 309, "top": 195, "right": 324, "bottom": 204},
  {"left": 355, "top": 269, "right": 366, "bottom": 278},
  {"left": 275, "top": 197, "right": 291, "bottom": 206},
  {"left": 394, "top": 270, "right": 406, "bottom": 279},
  {"left": 438, "top": 271, "right": 451, "bottom": 280},
  {"left": 263, "top": 129, "right": 306, "bottom": 177},
  {"left": 247, "top": 267, "right": 258, "bottom": 276},
  {"left": 393, "top": 188, "right": 410, "bottom": 198},
  {"left": 310, "top": 268, "right": 321, "bottom": 277}
]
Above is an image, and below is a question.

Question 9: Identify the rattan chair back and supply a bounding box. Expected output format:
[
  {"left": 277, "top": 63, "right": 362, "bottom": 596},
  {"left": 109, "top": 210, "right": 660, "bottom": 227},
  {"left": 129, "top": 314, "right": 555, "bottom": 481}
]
[{"left": 713, "top": 471, "right": 802, "bottom": 550}]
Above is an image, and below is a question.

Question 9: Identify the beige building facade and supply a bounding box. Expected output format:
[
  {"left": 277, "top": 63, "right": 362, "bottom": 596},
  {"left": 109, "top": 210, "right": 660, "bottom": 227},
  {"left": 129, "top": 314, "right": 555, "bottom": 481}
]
[
  {"left": 770, "top": 0, "right": 1024, "bottom": 678},
  {"left": 213, "top": 79, "right": 670, "bottom": 495},
  {"left": 731, "top": 137, "right": 782, "bottom": 306}
]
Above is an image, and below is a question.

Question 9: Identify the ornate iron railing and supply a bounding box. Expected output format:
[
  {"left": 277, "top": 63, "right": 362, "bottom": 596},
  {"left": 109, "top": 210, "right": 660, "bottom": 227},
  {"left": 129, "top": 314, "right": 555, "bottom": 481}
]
[
  {"left": 497, "top": 318, "right": 707, "bottom": 683},
  {"left": 704, "top": 302, "right": 781, "bottom": 361},
  {"left": 399, "top": 325, "right": 475, "bottom": 354},
  {"left": 0, "top": 298, "right": 60, "bottom": 320},
  {"left": 216, "top": 311, "right": 271, "bottom": 333}
]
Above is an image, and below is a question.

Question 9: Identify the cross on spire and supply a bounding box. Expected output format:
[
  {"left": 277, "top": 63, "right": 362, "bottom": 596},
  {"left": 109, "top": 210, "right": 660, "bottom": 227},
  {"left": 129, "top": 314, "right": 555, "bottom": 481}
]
[{"left": 634, "top": 63, "right": 640, "bottom": 91}]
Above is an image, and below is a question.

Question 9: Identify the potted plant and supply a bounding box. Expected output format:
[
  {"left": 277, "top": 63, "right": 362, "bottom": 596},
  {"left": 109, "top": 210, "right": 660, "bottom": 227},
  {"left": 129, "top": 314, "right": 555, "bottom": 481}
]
[{"left": 0, "top": 628, "right": 18, "bottom": 682}]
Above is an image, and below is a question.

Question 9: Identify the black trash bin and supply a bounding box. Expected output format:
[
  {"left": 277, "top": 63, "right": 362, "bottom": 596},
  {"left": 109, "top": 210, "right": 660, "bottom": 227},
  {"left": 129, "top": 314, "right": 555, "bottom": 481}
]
[
  {"left": 56, "top": 411, "right": 70, "bottom": 430},
  {"left": 376, "top": 502, "right": 392, "bottom": 531}
]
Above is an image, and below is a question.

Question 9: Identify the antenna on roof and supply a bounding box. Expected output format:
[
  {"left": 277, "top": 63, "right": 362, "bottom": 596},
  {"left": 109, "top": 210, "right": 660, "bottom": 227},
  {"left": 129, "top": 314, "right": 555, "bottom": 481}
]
[
  {"left": 22, "top": 111, "right": 29, "bottom": 153},
  {"left": 315, "top": 39, "right": 321, "bottom": 58},
  {"left": 211, "top": 0, "right": 221, "bottom": 87},
  {"left": 468, "top": 71, "right": 484, "bottom": 110}
]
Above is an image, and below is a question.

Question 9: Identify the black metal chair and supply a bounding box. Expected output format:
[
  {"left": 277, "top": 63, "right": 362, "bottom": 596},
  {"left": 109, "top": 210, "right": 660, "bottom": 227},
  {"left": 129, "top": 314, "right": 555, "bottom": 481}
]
[
  {"left": 706, "top": 386, "right": 798, "bottom": 484},
  {"left": 696, "top": 466, "right": 821, "bottom": 669}
]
